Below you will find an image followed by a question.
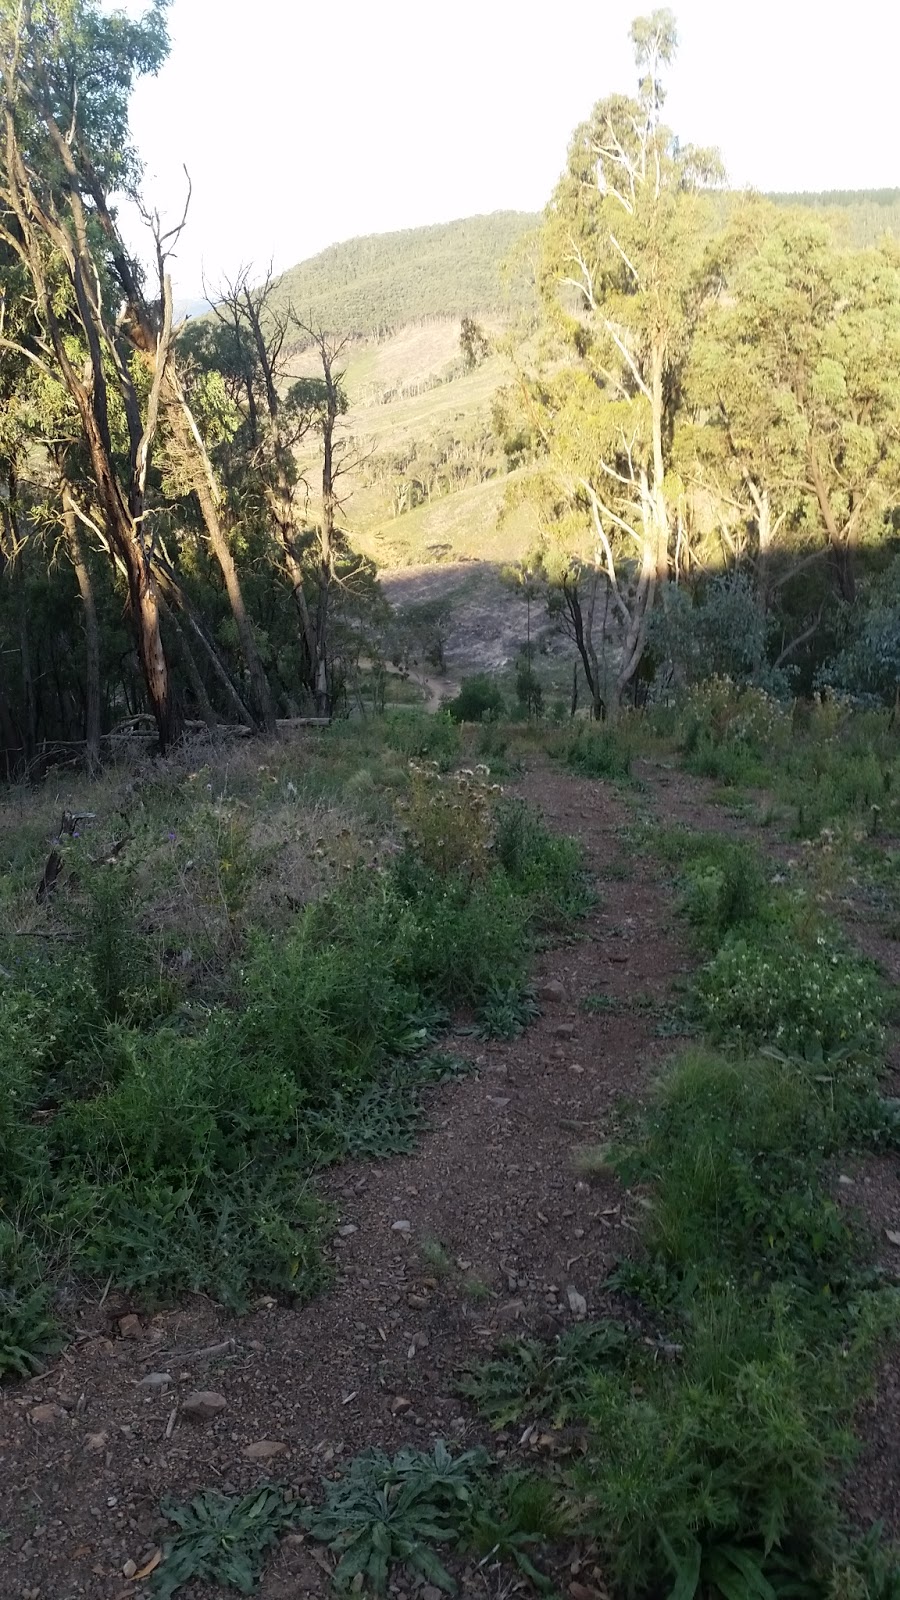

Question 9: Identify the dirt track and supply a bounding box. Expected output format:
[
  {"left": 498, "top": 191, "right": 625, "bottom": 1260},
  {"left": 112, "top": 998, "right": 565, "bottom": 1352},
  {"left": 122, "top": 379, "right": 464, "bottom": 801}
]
[{"left": 1, "top": 761, "right": 897, "bottom": 1598}]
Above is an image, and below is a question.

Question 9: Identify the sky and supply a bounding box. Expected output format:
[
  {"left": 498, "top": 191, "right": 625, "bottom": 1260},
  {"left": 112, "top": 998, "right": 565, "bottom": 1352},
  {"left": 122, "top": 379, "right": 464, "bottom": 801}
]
[{"left": 119, "top": 0, "right": 900, "bottom": 304}]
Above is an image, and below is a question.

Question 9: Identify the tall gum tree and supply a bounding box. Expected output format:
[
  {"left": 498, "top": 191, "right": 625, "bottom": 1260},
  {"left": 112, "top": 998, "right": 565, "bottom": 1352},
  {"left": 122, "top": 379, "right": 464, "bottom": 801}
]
[
  {"left": 528, "top": 9, "right": 722, "bottom": 706},
  {"left": 0, "top": 0, "right": 183, "bottom": 749},
  {"left": 688, "top": 204, "right": 900, "bottom": 608}
]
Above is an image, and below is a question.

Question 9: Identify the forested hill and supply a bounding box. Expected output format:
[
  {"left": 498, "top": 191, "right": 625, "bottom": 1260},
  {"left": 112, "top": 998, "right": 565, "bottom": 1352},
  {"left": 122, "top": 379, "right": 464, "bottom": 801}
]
[
  {"left": 262, "top": 192, "right": 900, "bottom": 341},
  {"left": 769, "top": 188, "right": 900, "bottom": 247},
  {"left": 266, "top": 211, "right": 538, "bottom": 336}
]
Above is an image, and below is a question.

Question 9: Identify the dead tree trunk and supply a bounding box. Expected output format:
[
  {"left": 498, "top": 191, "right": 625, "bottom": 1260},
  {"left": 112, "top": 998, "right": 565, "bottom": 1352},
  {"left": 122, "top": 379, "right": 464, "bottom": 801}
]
[{"left": 61, "top": 487, "right": 102, "bottom": 772}]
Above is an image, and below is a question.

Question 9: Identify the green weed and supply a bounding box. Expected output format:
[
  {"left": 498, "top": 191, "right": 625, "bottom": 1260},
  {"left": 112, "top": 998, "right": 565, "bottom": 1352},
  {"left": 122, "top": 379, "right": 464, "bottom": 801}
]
[
  {"left": 150, "top": 1485, "right": 300, "bottom": 1597},
  {"left": 560, "top": 725, "right": 632, "bottom": 780},
  {"left": 301, "top": 1442, "right": 485, "bottom": 1593},
  {"left": 459, "top": 1320, "right": 631, "bottom": 1427}
]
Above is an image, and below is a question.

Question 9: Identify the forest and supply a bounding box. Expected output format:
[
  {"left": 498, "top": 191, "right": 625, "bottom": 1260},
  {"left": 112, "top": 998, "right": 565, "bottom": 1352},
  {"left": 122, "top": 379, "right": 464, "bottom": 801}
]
[{"left": 2, "top": 4, "right": 900, "bottom": 1600}]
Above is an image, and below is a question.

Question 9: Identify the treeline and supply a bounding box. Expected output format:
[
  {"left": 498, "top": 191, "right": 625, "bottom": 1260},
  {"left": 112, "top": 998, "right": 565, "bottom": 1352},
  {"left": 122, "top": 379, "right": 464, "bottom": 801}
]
[
  {"left": 486, "top": 15, "right": 900, "bottom": 717},
  {"left": 2, "top": 1, "right": 899, "bottom": 779},
  {"left": 770, "top": 188, "right": 900, "bottom": 248},
  {"left": 0, "top": 4, "right": 395, "bottom": 774}
]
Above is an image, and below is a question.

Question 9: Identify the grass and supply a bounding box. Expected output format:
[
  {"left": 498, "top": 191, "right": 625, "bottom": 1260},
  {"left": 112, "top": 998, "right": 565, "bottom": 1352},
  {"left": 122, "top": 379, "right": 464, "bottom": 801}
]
[{"left": 0, "top": 720, "right": 588, "bottom": 1373}]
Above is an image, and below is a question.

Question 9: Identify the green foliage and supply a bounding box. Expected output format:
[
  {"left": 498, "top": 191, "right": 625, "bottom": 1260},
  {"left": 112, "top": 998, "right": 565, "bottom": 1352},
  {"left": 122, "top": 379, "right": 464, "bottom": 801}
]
[
  {"left": 301, "top": 1442, "right": 486, "bottom": 1593},
  {"left": 493, "top": 796, "right": 592, "bottom": 920},
  {"left": 476, "top": 980, "right": 539, "bottom": 1039},
  {"left": 464, "top": 1471, "right": 571, "bottom": 1590},
  {"left": 446, "top": 674, "right": 506, "bottom": 723},
  {"left": 561, "top": 725, "right": 632, "bottom": 779},
  {"left": 694, "top": 935, "right": 884, "bottom": 1062},
  {"left": 262, "top": 213, "right": 537, "bottom": 338},
  {"left": 150, "top": 1485, "right": 300, "bottom": 1597},
  {"left": 0, "top": 1226, "right": 58, "bottom": 1378},
  {"left": 819, "top": 559, "right": 900, "bottom": 705},
  {"left": 459, "top": 1320, "right": 630, "bottom": 1427},
  {"left": 664, "top": 834, "right": 771, "bottom": 946},
  {"left": 648, "top": 575, "right": 791, "bottom": 693}
]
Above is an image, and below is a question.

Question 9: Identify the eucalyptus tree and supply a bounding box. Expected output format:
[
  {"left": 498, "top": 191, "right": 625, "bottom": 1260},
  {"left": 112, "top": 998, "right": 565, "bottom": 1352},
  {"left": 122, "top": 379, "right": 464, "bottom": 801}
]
[
  {"left": 526, "top": 9, "right": 722, "bottom": 705},
  {"left": 688, "top": 204, "right": 900, "bottom": 608},
  {"left": 0, "top": 0, "right": 187, "bottom": 748}
]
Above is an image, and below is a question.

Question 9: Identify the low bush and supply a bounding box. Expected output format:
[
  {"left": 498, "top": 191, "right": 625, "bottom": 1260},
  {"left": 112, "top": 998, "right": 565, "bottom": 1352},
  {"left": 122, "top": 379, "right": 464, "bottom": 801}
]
[
  {"left": 560, "top": 724, "right": 632, "bottom": 779},
  {"left": 694, "top": 934, "right": 884, "bottom": 1062},
  {"left": 446, "top": 674, "right": 506, "bottom": 723}
]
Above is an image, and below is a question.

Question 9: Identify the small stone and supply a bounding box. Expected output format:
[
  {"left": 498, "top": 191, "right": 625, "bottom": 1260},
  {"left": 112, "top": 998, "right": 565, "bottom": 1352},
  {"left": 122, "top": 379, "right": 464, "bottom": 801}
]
[
  {"left": 554, "top": 1022, "right": 576, "bottom": 1039},
  {"left": 609, "top": 952, "right": 629, "bottom": 964},
  {"left": 243, "top": 1440, "right": 288, "bottom": 1460},
  {"left": 391, "top": 1395, "right": 412, "bottom": 1414},
  {"left": 423, "top": 1587, "right": 444, "bottom": 1600},
  {"left": 391, "top": 1220, "right": 412, "bottom": 1233},
  {"left": 118, "top": 1313, "right": 142, "bottom": 1340},
  {"left": 29, "top": 1403, "right": 65, "bottom": 1427},
  {"left": 838, "top": 1174, "right": 855, "bottom": 1187},
  {"left": 497, "top": 1299, "right": 526, "bottom": 1323},
  {"left": 139, "top": 1372, "right": 173, "bottom": 1389},
  {"left": 539, "top": 980, "right": 566, "bottom": 1003},
  {"left": 337, "top": 1224, "right": 358, "bottom": 1238},
  {"left": 407, "top": 1294, "right": 428, "bottom": 1310},
  {"left": 83, "top": 1431, "right": 109, "bottom": 1453},
  {"left": 566, "top": 1285, "right": 588, "bottom": 1320},
  {"left": 122, "top": 1560, "right": 137, "bottom": 1579},
  {"left": 181, "top": 1390, "right": 227, "bottom": 1423}
]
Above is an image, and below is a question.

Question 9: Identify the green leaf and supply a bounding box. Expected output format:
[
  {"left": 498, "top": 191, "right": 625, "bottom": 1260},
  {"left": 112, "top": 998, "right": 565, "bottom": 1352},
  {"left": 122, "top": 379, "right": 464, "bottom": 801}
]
[{"left": 662, "top": 1536, "right": 702, "bottom": 1600}]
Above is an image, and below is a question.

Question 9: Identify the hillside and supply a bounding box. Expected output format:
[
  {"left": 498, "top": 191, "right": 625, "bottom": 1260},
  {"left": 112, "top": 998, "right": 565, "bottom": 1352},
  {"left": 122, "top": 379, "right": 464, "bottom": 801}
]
[
  {"left": 769, "top": 187, "right": 900, "bottom": 247},
  {"left": 268, "top": 210, "right": 538, "bottom": 337},
  {"left": 277, "top": 190, "right": 900, "bottom": 679}
]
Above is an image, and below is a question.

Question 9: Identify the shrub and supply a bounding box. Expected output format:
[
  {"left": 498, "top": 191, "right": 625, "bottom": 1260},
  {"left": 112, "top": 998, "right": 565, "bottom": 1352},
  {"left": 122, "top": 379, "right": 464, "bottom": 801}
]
[
  {"left": 562, "top": 725, "right": 632, "bottom": 779},
  {"left": 680, "top": 678, "right": 789, "bottom": 783},
  {"left": 647, "top": 574, "right": 792, "bottom": 692},
  {"left": 493, "top": 797, "right": 591, "bottom": 920},
  {"left": 402, "top": 762, "right": 494, "bottom": 880},
  {"left": 694, "top": 934, "right": 884, "bottom": 1062},
  {"left": 677, "top": 839, "right": 770, "bottom": 946},
  {"left": 446, "top": 674, "right": 506, "bottom": 723}
]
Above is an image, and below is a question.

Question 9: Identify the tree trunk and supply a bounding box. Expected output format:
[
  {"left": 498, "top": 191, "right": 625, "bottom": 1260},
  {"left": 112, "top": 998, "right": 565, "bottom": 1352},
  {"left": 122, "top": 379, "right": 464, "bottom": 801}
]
[
  {"left": 164, "top": 383, "right": 278, "bottom": 733},
  {"left": 158, "top": 595, "right": 218, "bottom": 733},
  {"left": 62, "top": 491, "right": 102, "bottom": 773},
  {"left": 562, "top": 576, "right": 606, "bottom": 720},
  {"left": 808, "top": 449, "right": 856, "bottom": 604},
  {"left": 153, "top": 559, "right": 256, "bottom": 729}
]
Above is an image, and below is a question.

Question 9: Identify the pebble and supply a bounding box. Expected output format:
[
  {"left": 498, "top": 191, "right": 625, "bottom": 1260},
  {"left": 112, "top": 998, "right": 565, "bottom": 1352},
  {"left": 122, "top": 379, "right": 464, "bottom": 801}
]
[
  {"left": 243, "top": 1440, "right": 288, "bottom": 1460},
  {"left": 391, "top": 1396, "right": 412, "bottom": 1414},
  {"left": 181, "top": 1390, "right": 227, "bottom": 1423},
  {"left": 122, "top": 1560, "right": 137, "bottom": 1578},
  {"left": 337, "top": 1224, "right": 358, "bottom": 1238},
  {"left": 539, "top": 980, "right": 566, "bottom": 1003},
  {"left": 29, "top": 1403, "right": 65, "bottom": 1428},
  {"left": 138, "top": 1372, "right": 173, "bottom": 1389},
  {"left": 391, "top": 1220, "right": 412, "bottom": 1232},
  {"left": 566, "top": 1285, "right": 588, "bottom": 1319},
  {"left": 555, "top": 1022, "right": 576, "bottom": 1039},
  {"left": 83, "top": 1431, "right": 109, "bottom": 1453},
  {"left": 117, "top": 1313, "right": 142, "bottom": 1340}
]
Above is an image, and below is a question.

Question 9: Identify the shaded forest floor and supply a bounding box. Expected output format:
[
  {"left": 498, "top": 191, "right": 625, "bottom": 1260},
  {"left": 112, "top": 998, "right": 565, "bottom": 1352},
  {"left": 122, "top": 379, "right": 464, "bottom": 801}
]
[{"left": 1, "top": 722, "right": 899, "bottom": 1599}]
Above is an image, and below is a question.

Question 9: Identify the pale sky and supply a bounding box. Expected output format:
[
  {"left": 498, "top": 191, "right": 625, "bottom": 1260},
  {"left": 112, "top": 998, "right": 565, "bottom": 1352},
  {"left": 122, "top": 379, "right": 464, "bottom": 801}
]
[{"left": 119, "top": 0, "right": 900, "bottom": 303}]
